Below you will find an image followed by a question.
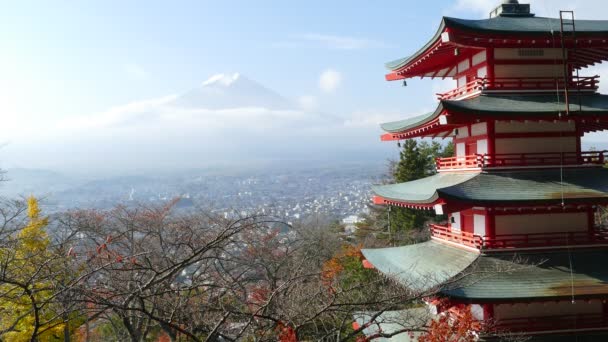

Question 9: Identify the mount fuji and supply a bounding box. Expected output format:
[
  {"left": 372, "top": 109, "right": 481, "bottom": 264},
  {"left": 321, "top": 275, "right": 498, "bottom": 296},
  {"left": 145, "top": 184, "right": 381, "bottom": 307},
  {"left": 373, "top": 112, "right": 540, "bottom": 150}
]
[{"left": 169, "top": 73, "right": 295, "bottom": 110}]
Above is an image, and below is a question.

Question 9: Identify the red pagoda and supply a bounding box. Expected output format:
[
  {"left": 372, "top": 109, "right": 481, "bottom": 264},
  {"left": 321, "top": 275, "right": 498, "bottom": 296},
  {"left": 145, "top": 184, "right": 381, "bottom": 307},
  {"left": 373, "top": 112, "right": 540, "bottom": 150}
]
[{"left": 359, "top": 1, "right": 608, "bottom": 340}]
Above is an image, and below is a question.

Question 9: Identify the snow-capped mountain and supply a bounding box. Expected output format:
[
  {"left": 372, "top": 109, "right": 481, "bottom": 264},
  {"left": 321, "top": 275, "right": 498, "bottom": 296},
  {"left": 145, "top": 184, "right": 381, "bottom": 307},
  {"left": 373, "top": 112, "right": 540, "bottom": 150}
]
[{"left": 170, "top": 73, "right": 295, "bottom": 110}]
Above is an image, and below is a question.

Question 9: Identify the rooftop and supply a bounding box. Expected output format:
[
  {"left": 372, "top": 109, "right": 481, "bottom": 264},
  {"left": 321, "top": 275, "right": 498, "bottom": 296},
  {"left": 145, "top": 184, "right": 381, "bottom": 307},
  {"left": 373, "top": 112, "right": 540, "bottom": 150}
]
[
  {"left": 381, "top": 93, "right": 608, "bottom": 140},
  {"left": 372, "top": 168, "right": 608, "bottom": 207},
  {"left": 362, "top": 240, "right": 608, "bottom": 301}
]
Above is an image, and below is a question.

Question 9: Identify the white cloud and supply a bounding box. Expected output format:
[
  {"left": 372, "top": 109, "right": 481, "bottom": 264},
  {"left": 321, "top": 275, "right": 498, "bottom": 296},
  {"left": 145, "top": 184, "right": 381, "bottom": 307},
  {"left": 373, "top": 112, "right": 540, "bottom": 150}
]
[
  {"left": 295, "top": 33, "right": 390, "bottom": 50},
  {"left": 297, "top": 95, "right": 318, "bottom": 111},
  {"left": 450, "top": 0, "right": 495, "bottom": 17},
  {"left": 124, "top": 63, "right": 149, "bottom": 80},
  {"left": 319, "top": 69, "right": 342, "bottom": 93}
]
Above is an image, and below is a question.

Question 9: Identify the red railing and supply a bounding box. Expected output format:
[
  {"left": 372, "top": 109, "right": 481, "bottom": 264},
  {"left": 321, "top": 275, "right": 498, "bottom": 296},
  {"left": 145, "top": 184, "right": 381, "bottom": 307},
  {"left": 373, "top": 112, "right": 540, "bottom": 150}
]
[
  {"left": 436, "top": 151, "right": 607, "bottom": 171},
  {"left": 485, "top": 76, "right": 599, "bottom": 92},
  {"left": 437, "top": 79, "right": 485, "bottom": 100},
  {"left": 493, "top": 313, "right": 608, "bottom": 333},
  {"left": 430, "top": 225, "right": 608, "bottom": 250},
  {"left": 485, "top": 151, "right": 607, "bottom": 167},
  {"left": 437, "top": 76, "right": 599, "bottom": 100},
  {"left": 484, "top": 230, "right": 608, "bottom": 249},
  {"left": 430, "top": 224, "right": 483, "bottom": 249},
  {"left": 435, "top": 155, "right": 485, "bottom": 170}
]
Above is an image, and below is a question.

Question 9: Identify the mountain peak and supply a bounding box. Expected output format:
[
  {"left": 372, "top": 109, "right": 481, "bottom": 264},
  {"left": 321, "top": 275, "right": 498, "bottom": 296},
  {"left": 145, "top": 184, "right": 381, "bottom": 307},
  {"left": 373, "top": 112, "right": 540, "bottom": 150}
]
[
  {"left": 170, "top": 73, "right": 294, "bottom": 110},
  {"left": 201, "top": 73, "right": 241, "bottom": 87}
]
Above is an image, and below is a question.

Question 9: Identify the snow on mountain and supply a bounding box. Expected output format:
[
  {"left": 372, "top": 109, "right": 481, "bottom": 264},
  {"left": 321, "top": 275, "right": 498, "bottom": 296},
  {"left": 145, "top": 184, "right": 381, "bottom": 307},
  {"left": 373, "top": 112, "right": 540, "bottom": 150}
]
[{"left": 170, "top": 73, "right": 295, "bottom": 110}]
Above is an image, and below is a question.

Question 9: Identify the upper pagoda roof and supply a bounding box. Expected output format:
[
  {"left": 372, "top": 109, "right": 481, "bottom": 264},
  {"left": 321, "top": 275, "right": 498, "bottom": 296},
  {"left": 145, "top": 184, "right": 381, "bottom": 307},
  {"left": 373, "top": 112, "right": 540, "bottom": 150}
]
[
  {"left": 386, "top": 16, "right": 608, "bottom": 72},
  {"left": 373, "top": 168, "right": 608, "bottom": 207},
  {"left": 381, "top": 93, "right": 608, "bottom": 139},
  {"left": 363, "top": 240, "right": 608, "bottom": 301}
]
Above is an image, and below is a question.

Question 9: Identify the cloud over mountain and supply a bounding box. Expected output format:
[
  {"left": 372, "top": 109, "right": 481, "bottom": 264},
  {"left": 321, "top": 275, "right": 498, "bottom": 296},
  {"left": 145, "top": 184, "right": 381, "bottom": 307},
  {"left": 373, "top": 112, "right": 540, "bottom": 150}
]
[{"left": 1, "top": 73, "right": 393, "bottom": 173}]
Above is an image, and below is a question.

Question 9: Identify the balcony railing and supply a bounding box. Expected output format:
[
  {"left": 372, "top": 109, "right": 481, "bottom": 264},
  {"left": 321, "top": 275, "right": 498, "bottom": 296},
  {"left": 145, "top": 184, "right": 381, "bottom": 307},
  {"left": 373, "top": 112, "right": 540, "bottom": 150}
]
[
  {"left": 484, "top": 230, "right": 608, "bottom": 249},
  {"left": 437, "top": 76, "right": 600, "bottom": 100},
  {"left": 430, "top": 224, "right": 483, "bottom": 249},
  {"left": 430, "top": 224, "right": 608, "bottom": 250},
  {"left": 493, "top": 313, "right": 608, "bottom": 333},
  {"left": 436, "top": 151, "right": 607, "bottom": 171}
]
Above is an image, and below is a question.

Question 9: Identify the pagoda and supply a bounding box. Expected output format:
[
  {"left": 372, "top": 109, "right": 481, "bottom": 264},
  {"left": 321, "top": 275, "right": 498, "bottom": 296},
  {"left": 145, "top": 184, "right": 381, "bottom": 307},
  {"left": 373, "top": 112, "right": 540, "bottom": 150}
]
[{"left": 358, "top": 1, "right": 608, "bottom": 340}]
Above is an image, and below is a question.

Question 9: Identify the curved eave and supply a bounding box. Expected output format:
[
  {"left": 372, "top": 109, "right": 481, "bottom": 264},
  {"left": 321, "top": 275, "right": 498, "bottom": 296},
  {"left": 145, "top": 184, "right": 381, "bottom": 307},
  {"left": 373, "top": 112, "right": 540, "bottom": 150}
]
[
  {"left": 373, "top": 168, "right": 608, "bottom": 206},
  {"left": 362, "top": 240, "right": 479, "bottom": 293},
  {"left": 371, "top": 173, "right": 479, "bottom": 207},
  {"left": 380, "top": 94, "right": 608, "bottom": 140},
  {"left": 385, "top": 16, "right": 608, "bottom": 80},
  {"left": 385, "top": 18, "right": 447, "bottom": 72}
]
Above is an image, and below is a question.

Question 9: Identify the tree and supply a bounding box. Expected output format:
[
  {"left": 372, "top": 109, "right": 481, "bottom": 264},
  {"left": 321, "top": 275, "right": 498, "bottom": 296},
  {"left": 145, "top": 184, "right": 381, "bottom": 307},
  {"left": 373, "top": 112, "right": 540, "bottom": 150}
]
[
  {"left": 385, "top": 140, "right": 453, "bottom": 242},
  {"left": 0, "top": 197, "right": 79, "bottom": 342}
]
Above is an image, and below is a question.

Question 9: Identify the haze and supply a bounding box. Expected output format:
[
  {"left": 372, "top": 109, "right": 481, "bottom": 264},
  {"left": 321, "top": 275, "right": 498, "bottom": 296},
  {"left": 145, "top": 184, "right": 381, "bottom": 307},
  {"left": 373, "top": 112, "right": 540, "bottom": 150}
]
[{"left": 1, "top": 0, "right": 607, "bottom": 176}]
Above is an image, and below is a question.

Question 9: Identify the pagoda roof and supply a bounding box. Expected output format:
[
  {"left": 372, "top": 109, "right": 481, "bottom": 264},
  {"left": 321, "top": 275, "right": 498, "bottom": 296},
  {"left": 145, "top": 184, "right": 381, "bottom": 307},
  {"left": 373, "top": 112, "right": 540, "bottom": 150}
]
[
  {"left": 386, "top": 16, "right": 608, "bottom": 75},
  {"left": 361, "top": 240, "right": 479, "bottom": 293},
  {"left": 447, "top": 248, "right": 608, "bottom": 301},
  {"left": 381, "top": 93, "right": 608, "bottom": 138},
  {"left": 372, "top": 168, "right": 608, "bottom": 206},
  {"left": 363, "top": 240, "right": 608, "bottom": 301}
]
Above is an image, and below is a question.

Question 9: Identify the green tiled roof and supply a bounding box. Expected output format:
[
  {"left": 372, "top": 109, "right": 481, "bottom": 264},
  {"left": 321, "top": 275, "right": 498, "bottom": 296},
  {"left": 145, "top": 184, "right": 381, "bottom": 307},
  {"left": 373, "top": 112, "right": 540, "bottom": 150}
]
[
  {"left": 443, "top": 93, "right": 608, "bottom": 116},
  {"left": 374, "top": 168, "right": 608, "bottom": 205},
  {"left": 361, "top": 240, "right": 479, "bottom": 293},
  {"left": 445, "top": 16, "right": 608, "bottom": 36},
  {"left": 380, "top": 112, "right": 436, "bottom": 134},
  {"left": 381, "top": 94, "right": 608, "bottom": 134},
  {"left": 386, "top": 16, "right": 608, "bottom": 71},
  {"left": 365, "top": 241, "right": 608, "bottom": 301},
  {"left": 447, "top": 248, "right": 608, "bottom": 301},
  {"left": 372, "top": 173, "right": 478, "bottom": 204},
  {"left": 354, "top": 308, "right": 433, "bottom": 342}
]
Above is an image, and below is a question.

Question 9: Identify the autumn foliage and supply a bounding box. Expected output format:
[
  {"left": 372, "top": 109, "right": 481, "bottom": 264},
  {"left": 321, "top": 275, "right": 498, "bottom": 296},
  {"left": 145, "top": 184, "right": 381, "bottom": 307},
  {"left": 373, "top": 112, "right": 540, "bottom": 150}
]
[
  {"left": 321, "top": 244, "right": 365, "bottom": 285},
  {"left": 418, "top": 306, "right": 480, "bottom": 342}
]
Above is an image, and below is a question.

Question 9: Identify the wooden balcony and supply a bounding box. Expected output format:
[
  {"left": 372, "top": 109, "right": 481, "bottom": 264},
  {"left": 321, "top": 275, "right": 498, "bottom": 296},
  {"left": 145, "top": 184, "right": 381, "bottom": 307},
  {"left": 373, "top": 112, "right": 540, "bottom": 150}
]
[
  {"left": 430, "top": 224, "right": 608, "bottom": 250},
  {"left": 437, "top": 76, "right": 600, "bottom": 100},
  {"left": 493, "top": 313, "right": 608, "bottom": 334},
  {"left": 436, "top": 151, "right": 608, "bottom": 171},
  {"left": 430, "top": 224, "right": 483, "bottom": 249}
]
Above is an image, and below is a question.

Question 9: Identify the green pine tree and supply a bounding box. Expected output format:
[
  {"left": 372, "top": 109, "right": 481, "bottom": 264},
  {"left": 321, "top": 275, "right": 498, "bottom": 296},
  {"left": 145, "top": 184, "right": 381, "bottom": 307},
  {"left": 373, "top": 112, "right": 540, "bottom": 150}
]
[{"left": 359, "top": 139, "right": 455, "bottom": 245}]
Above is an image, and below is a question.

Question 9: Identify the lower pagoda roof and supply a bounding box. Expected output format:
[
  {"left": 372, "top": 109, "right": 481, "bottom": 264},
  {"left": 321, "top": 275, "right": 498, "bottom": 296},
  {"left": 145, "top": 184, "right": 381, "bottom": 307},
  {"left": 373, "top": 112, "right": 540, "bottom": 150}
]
[
  {"left": 362, "top": 241, "right": 479, "bottom": 293},
  {"left": 372, "top": 168, "right": 608, "bottom": 207},
  {"left": 381, "top": 93, "right": 608, "bottom": 139},
  {"left": 363, "top": 240, "right": 608, "bottom": 302}
]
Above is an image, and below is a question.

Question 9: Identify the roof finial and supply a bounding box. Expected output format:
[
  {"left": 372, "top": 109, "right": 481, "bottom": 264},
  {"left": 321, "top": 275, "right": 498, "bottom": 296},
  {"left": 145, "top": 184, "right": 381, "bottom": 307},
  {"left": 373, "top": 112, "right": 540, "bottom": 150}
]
[{"left": 490, "top": 0, "right": 534, "bottom": 18}]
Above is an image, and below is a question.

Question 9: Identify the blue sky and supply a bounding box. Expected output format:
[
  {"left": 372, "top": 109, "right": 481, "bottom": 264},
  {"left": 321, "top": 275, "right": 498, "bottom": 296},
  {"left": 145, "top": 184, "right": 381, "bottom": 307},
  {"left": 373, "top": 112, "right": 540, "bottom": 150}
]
[{"left": 1, "top": 0, "right": 607, "bottom": 173}]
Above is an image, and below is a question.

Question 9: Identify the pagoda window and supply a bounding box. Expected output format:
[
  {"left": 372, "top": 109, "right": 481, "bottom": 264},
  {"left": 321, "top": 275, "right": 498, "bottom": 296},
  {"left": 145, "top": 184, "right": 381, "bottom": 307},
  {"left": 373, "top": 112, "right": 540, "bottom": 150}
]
[
  {"left": 457, "top": 59, "right": 471, "bottom": 73},
  {"left": 472, "top": 51, "right": 487, "bottom": 66},
  {"left": 476, "top": 65, "right": 488, "bottom": 79},
  {"left": 471, "top": 122, "right": 487, "bottom": 136},
  {"left": 477, "top": 139, "right": 488, "bottom": 155},
  {"left": 494, "top": 300, "right": 603, "bottom": 322},
  {"left": 495, "top": 121, "right": 575, "bottom": 134},
  {"left": 494, "top": 136, "right": 577, "bottom": 155},
  {"left": 494, "top": 211, "right": 589, "bottom": 236},
  {"left": 449, "top": 212, "right": 461, "bottom": 231},
  {"left": 473, "top": 214, "right": 486, "bottom": 237},
  {"left": 494, "top": 64, "right": 565, "bottom": 79},
  {"left": 494, "top": 48, "right": 563, "bottom": 61}
]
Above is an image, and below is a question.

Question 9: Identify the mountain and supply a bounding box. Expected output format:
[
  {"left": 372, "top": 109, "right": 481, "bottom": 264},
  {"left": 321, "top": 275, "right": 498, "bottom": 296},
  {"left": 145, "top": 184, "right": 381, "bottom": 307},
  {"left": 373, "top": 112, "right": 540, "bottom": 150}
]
[{"left": 169, "top": 73, "right": 295, "bottom": 110}]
